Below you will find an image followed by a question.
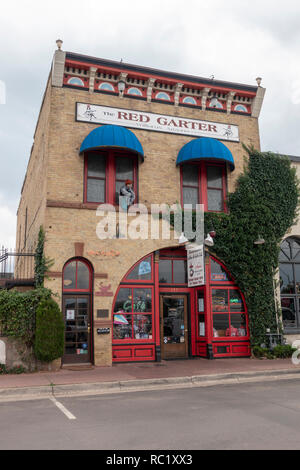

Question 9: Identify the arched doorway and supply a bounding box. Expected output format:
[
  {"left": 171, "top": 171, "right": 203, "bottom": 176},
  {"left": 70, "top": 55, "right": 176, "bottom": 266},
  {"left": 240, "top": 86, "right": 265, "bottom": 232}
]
[
  {"left": 112, "top": 248, "right": 250, "bottom": 362},
  {"left": 62, "top": 258, "right": 93, "bottom": 365}
]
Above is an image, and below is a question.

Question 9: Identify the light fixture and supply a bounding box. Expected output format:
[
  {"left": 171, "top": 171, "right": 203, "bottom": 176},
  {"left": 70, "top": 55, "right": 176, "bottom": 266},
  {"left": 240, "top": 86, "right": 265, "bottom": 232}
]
[
  {"left": 210, "top": 94, "right": 219, "bottom": 108},
  {"left": 179, "top": 232, "right": 189, "bottom": 244},
  {"left": 56, "top": 39, "right": 63, "bottom": 50},
  {"left": 118, "top": 80, "right": 126, "bottom": 95},
  {"left": 254, "top": 235, "right": 265, "bottom": 245},
  {"left": 204, "top": 233, "right": 214, "bottom": 247},
  {"left": 256, "top": 77, "right": 262, "bottom": 87}
]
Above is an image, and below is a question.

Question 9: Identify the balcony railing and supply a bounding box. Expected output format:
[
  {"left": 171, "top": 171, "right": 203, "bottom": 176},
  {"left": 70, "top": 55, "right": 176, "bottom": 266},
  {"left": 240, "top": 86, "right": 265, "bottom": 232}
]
[{"left": 0, "top": 247, "right": 35, "bottom": 289}]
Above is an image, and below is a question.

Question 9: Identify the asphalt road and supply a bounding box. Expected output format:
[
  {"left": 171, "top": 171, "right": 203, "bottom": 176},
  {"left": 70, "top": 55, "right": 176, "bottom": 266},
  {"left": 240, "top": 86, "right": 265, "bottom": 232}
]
[{"left": 1, "top": 379, "right": 300, "bottom": 450}]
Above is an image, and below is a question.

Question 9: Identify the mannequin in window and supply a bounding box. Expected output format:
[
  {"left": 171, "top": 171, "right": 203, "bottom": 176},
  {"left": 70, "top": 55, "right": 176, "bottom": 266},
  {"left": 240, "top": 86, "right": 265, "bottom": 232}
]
[{"left": 120, "top": 179, "right": 135, "bottom": 211}]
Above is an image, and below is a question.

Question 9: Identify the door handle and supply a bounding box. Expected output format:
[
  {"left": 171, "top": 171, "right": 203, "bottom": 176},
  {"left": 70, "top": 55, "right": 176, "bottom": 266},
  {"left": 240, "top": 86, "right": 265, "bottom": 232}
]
[{"left": 88, "top": 325, "right": 91, "bottom": 334}]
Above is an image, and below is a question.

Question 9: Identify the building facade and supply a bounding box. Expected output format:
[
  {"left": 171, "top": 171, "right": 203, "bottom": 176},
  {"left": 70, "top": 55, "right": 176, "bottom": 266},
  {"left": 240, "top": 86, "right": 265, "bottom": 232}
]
[{"left": 16, "top": 43, "right": 270, "bottom": 366}]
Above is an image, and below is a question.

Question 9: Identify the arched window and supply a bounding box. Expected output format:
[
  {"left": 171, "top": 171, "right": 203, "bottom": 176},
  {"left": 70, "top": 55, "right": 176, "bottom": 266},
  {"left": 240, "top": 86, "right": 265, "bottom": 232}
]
[
  {"left": 99, "top": 82, "right": 115, "bottom": 92},
  {"left": 127, "top": 87, "right": 143, "bottom": 96},
  {"left": 63, "top": 259, "right": 92, "bottom": 292},
  {"left": 279, "top": 237, "right": 300, "bottom": 331},
  {"left": 234, "top": 104, "right": 248, "bottom": 112},
  {"left": 209, "top": 99, "right": 223, "bottom": 109},
  {"left": 155, "top": 92, "right": 171, "bottom": 101},
  {"left": 67, "top": 77, "right": 85, "bottom": 87},
  {"left": 182, "top": 96, "right": 197, "bottom": 105}
]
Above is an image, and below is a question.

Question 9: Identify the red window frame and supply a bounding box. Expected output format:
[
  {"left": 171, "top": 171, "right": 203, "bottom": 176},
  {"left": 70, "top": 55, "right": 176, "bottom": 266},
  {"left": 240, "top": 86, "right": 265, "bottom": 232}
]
[
  {"left": 63, "top": 258, "right": 93, "bottom": 293},
  {"left": 84, "top": 149, "right": 138, "bottom": 205},
  {"left": 180, "top": 161, "right": 227, "bottom": 212},
  {"left": 123, "top": 254, "right": 154, "bottom": 284},
  {"left": 158, "top": 257, "right": 188, "bottom": 285}
]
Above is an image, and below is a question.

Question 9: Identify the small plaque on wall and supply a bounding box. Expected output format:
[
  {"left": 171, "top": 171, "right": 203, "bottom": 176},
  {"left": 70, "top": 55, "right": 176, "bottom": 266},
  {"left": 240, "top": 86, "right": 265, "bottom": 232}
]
[
  {"left": 97, "top": 309, "right": 109, "bottom": 318},
  {"left": 97, "top": 328, "right": 110, "bottom": 335}
]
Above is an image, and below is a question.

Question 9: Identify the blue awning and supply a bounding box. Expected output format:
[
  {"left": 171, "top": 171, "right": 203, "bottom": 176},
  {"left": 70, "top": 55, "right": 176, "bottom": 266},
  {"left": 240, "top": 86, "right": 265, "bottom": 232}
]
[
  {"left": 176, "top": 137, "right": 235, "bottom": 170},
  {"left": 79, "top": 124, "right": 144, "bottom": 160}
]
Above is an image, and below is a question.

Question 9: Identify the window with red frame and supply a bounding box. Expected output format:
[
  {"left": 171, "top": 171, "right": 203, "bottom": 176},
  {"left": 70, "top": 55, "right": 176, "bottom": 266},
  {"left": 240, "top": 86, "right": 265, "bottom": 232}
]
[
  {"left": 84, "top": 150, "right": 138, "bottom": 204},
  {"left": 211, "top": 288, "right": 248, "bottom": 338},
  {"left": 63, "top": 259, "right": 92, "bottom": 292},
  {"left": 181, "top": 162, "right": 226, "bottom": 212}
]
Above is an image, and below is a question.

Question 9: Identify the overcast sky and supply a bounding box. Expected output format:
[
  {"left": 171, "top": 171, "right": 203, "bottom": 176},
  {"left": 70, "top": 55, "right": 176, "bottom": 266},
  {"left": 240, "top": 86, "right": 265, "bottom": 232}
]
[{"left": 1, "top": 0, "right": 300, "bottom": 249}]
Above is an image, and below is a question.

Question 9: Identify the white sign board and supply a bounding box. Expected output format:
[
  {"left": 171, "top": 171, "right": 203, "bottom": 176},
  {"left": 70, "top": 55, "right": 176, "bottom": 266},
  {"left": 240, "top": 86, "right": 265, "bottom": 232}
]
[
  {"left": 187, "top": 245, "right": 205, "bottom": 287},
  {"left": 76, "top": 103, "right": 239, "bottom": 142}
]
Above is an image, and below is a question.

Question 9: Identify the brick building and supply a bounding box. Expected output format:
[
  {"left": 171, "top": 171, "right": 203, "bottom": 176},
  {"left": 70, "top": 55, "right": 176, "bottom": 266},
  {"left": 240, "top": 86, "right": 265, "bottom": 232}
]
[{"left": 16, "top": 41, "right": 269, "bottom": 367}]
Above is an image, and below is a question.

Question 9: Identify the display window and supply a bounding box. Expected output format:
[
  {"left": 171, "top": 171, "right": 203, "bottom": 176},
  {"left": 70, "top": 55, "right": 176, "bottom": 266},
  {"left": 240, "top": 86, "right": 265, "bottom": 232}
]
[
  {"left": 212, "top": 288, "right": 247, "bottom": 338},
  {"left": 113, "top": 286, "right": 153, "bottom": 341}
]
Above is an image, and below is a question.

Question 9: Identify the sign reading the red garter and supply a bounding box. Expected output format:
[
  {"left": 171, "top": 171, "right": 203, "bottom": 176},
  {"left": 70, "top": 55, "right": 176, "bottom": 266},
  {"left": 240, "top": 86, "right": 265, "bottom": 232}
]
[{"left": 76, "top": 103, "right": 239, "bottom": 142}]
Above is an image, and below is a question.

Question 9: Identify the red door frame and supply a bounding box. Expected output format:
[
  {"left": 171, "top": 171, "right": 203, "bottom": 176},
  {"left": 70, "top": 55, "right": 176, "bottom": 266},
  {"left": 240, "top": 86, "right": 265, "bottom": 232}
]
[{"left": 62, "top": 258, "right": 94, "bottom": 364}]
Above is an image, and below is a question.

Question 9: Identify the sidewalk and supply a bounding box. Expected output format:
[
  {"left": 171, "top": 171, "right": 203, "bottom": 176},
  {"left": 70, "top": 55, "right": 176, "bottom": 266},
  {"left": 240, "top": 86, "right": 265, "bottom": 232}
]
[{"left": 1, "top": 357, "right": 300, "bottom": 401}]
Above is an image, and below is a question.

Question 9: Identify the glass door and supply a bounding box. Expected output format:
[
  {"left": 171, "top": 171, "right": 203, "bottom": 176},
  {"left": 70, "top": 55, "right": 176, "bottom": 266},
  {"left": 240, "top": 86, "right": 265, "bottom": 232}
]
[
  {"left": 160, "top": 295, "right": 188, "bottom": 359},
  {"left": 63, "top": 295, "right": 91, "bottom": 364}
]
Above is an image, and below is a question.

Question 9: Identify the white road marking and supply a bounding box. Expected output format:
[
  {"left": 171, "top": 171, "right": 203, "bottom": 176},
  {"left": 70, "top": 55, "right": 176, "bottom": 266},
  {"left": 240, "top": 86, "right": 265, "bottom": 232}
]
[{"left": 49, "top": 397, "right": 76, "bottom": 420}]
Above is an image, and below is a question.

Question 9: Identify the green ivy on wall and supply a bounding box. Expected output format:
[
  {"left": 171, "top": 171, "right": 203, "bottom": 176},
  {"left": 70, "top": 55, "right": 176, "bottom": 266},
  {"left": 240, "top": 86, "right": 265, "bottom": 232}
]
[
  {"left": 176, "top": 147, "right": 300, "bottom": 345},
  {"left": 34, "top": 226, "right": 53, "bottom": 288}
]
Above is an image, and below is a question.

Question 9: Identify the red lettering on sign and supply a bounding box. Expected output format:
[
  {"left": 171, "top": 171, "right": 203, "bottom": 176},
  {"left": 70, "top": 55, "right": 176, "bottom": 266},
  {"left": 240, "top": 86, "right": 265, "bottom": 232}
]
[
  {"left": 140, "top": 114, "right": 150, "bottom": 123},
  {"left": 208, "top": 124, "right": 218, "bottom": 132},
  {"left": 178, "top": 120, "right": 190, "bottom": 129},
  {"left": 198, "top": 123, "right": 208, "bottom": 131},
  {"left": 129, "top": 113, "right": 139, "bottom": 121},
  {"left": 157, "top": 117, "right": 168, "bottom": 125}
]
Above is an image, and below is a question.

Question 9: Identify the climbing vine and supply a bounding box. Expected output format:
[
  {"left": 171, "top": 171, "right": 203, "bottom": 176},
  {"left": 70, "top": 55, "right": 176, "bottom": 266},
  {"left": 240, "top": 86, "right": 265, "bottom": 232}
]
[{"left": 34, "top": 226, "right": 53, "bottom": 288}]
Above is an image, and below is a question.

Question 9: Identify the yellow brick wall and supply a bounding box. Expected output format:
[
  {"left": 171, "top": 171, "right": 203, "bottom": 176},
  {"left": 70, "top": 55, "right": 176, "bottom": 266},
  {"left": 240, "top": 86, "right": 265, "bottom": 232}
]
[{"left": 18, "top": 80, "right": 262, "bottom": 366}]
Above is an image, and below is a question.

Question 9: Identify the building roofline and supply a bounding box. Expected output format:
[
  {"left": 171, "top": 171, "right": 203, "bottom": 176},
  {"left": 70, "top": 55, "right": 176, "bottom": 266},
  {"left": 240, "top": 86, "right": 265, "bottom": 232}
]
[{"left": 66, "top": 51, "right": 258, "bottom": 93}]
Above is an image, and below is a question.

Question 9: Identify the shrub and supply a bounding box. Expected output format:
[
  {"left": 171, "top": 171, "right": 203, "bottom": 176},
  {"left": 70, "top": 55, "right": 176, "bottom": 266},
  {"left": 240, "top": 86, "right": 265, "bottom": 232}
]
[
  {"left": 34, "top": 298, "right": 65, "bottom": 363},
  {"left": 273, "top": 344, "right": 297, "bottom": 358},
  {"left": 0, "top": 288, "right": 52, "bottom": 347}
]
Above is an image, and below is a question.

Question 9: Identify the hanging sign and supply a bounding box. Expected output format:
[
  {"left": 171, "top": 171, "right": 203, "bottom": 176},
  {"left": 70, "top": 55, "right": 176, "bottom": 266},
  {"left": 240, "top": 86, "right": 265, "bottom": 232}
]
[
  {"left": 187, "top": 245, "right": 205, "bottom": 287},
  {"left": 76, "top": 103, "right": 240, "bottom": 142}
]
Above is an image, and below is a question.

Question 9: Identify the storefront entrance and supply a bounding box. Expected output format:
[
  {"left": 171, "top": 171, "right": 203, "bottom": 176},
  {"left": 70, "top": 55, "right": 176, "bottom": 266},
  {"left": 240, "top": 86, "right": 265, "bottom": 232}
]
[
  {"left": 160, "top": 295, "right": 188, "bottom": 359},
  {"left": 63, "top": 295, "right": 92, "bottom": 364}
]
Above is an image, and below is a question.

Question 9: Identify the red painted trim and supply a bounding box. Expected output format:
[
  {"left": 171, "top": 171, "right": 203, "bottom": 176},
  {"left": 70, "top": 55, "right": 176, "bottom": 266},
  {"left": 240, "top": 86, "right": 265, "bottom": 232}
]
[{"left": 65, "top": 59, "right": 257, "bottom": 98}]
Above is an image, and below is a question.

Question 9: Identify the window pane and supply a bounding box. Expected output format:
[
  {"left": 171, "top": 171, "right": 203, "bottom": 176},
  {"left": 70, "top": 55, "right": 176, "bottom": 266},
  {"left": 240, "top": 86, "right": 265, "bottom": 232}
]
[
  {"left": 133, "top": 288, "right": 152, "bottom": 312},
  {"left": 207, "top": 189, "right": 223, "bottom": 211},
  {"left": 159, "top": 259, "right": 172, "bottom": 283},
  {"left": 211, "top": 259, "right": 228, "bottom": 281},
  {"left": 113, "top": 314, "right": 132, "bottom": 339},
  {"left": 295, "top": 264, "right": 300, "bottom": 294},
  {"left": 114, "top": 288, "right": 132, "bottom": 313},
  {"left": 133, "top": 315, "right": 152, "bottom": 339},
  {"left": 281, "top": 298, "right": 296, "bottom": 329},
  {"left": 280, "top": 239, "right": 291, "bottom": 261},
  {"left": 212, "top": 289, "right": 228, "bottom": 312},
  {"left": 229, "top": 290, "right": 245, "bottom": 312},
  {"left": 87, "top": 178, "right": 105, "bottom": 202},
  {"left": 230, "top": 314, "right": 247, "bottom": 336},
  {"left": 197, "top": 291, "right": 205, "bottom": 313},
  {"left": 213, "top": 314, "right": 229, "bottom": 337},
  {"left": 280, "top": 264, "right": 295, "bottom": 294},
  {"left": 63, "top": 262, "right": 76, "bottom": 289},
  {"left": 183, "top": 187, "right": 198, "bottom": 207},
  {"left": 87, "top": 154, "right": 106, "bottom": 177},
  {"left": 198, "top": 313, "right": 205, "bottom": 336},
  {"left": 115, "top": 157, "right": 133, "bottom": 180},
  {"left": 207, "top": 166, "right": 222, "bottom": 188},
  {"left": 127, "top": 257, "right": 152, "bottom": 281},
  {"left": 182, "top": 165, "right": 198, "bottom": 186},
  {"left": 173, "top": 260, "right": 187, "bottom": 284},
  {"left": 77, "top": 262, "right": 89, "bottom": 289}
]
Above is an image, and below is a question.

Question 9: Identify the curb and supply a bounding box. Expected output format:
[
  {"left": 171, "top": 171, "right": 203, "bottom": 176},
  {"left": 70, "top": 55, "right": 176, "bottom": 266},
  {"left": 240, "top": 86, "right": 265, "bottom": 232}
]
[{"left": 1, "top": 368, "right": 300, "bottom": 402}]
